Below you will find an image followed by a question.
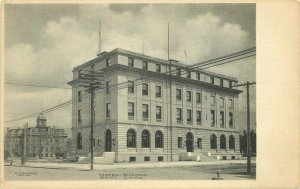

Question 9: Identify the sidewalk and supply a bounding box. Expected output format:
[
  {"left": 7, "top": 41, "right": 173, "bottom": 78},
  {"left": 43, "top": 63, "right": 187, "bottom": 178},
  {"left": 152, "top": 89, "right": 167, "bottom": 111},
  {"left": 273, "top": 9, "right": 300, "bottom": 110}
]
[{"left": 11, "top": 159, "right": 255, "bottom": 171}]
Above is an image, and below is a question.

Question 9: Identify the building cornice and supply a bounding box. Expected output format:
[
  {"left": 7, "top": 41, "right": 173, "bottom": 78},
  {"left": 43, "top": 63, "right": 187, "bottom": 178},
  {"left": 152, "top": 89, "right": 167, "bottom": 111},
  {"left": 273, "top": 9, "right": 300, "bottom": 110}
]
[
  {"left": 68, "top": 64, "right": 242, "bottom": 94},
  {"left": 110, "top": 64, "right": 243, "bottom": 94},
  {"left": 71, "top": 48, "right": 238, "bottom": 82},
  {"left": 71, "top": 122, "right": 240, "bottom": 134}
]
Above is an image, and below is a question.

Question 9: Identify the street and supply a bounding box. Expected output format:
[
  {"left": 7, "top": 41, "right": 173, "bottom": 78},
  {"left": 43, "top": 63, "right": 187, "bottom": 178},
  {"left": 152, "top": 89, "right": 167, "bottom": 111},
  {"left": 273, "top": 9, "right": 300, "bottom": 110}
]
[{"left": 5, "top": 161, "right": 256, "bottom": 180}]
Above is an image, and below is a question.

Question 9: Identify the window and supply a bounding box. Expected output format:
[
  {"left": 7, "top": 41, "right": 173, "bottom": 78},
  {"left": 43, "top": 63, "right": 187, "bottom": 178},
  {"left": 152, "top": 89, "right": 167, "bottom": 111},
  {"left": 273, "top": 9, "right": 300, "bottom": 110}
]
[
  {"left": 178, "top": 137, "right": 183, "bottom": 148},
  {"left": 106, "top": 58, "right": 111, "bottom": 68},
  {"left": 186, "top": 91, "right": 192, "bottom": 102},
  {"left": 127, "top": 129, "right": 136, "bottom": 148},
  {"left": 78, "top": 110, "right": 82, "bottom": 123},
  {"left": 220, "top": 97, "right": 225, "bottom": 108},
  {"left": 187, "top": 71, "right": 191, "bottom": 78},
  {"left": 196, "top": 111, "right": 202, "bottom": 125},
  {"left": 176, "top": 108, "right": 182, "bottom": 123},
  {"left": 210, "top": 77, "right": 215, "bottom": 84},
  {"left": 142, "top": 60, "right": 148, "bottom": 70},
  {"left": 142, "top": 83, "right": 148, "bottom": 96},
  {"left": 128, "top": 57, "right": 134, "bottom": 67},
  {"left": 98, "top": 139, "right": 101, "bottom": 146},
  {"left": 187, "top": 109, "right": 192, "bottom": 124},
  {"left": 128, "top": 102, "right": 134, "bottom": 119},
  {"left": 197, "top": 138, "right": 202, "bottom": 149},
  {"left": 106, "top": 103, "right": 111, "bottom": 119},
  {"left": 196, "top": 92, "right": 201, "bottom": 103},
  {"left": 220, "top": 111, "right": 225, "bottom": 128},
  {"left": 78, "top": 69, "right": 82, "bottom": 78},
  {"left": 106, "top": 81, "right": 111, "bottom": 94},
  {"left": 229, "top": 112, "right": 233, "bottom": 128},
  {"left": 196, "top": 72, "right": 200, "bottom": 80},
  {"left": 141, "top": 130, "right": 150, "bottom": 148},
  {"left": 211, "top": 110, "right": 215, "bottom": 126},
  {"left": 220, "top": 79, "right": 224, "bottom": 86},
  {"left": 130, "top": 157, "right": 136, "bottom": 162},
  {"left": 91, "top": 64, "right": 95, "bottom": 71},
  {"left": 229, "top": 135, "right": 235, "bottom": 150},
  {"left": 229, "top": 81, "right": 233, "bottom": 88},
  {"left": 77, "top": 133, "right": 82, "bottom": 149},
  {"left": 229, "top": 99, "right": 233, "bottom": 109},
  {"left": 156, "top": 106, "right": 162, "bottom": 121},
  {"left": 156, "top": 64, "right": 161, "bottom": 73},
  {"left": 144, "top": 156, "right": 150, "bottom": 161},
  {"left": 78, "top": 91, "right": 82, "bottom": 102},
  {"left": 155, "top": 131, "right": 163, "bottom": 148},
  {"left": 220, "top": 135, "right": 226, "bottom": 149},
  {"left": 128, "top": 81, "right": 134, "bottom": 94},
  {"left": 156, "top": 86, "right": 161, "bottom": 97},
  {"left": 142, "top": 104, "right": 149, "bottom": 120},
  {"left": 176, "top": 89, "right": 182, "bottom": 100},
  {"left": 210, "top": 134, "right": 217, "bottom": 149},
  {"left": 158, "top": 156, "right": 164, "bottom": 161},
  {"left": 176, "top": 68, "right": 181, "bottom": 76},
  {"left": 210, "top": 96, "right": 215, "bottom": 106}
]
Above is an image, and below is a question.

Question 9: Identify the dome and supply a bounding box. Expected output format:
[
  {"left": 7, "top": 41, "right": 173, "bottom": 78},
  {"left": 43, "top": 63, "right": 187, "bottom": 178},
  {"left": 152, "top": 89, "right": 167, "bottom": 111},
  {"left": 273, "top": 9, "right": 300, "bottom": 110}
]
[{"left": 37, "top": 113, "right": 46, "bottom": 120}]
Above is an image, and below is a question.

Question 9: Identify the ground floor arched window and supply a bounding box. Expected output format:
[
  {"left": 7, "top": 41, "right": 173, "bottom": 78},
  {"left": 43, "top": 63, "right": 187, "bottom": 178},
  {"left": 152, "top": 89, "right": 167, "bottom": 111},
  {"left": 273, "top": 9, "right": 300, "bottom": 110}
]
[
  {"left": 155, "top": 131, "right": 163, "bottom": 148},
  {"left": 220, "top": 134, "right": 226, "bottom": 149},
  {"left": 127, "top": 129, "right": 136, "bottom": 148},
  {"left": 210, "top": 134, "right": 217, "bottom": 149},
  {"left": 77, "top": 132, "right": 82, "bottom": 149},
  {"left": 141, "top": 130, "right": 150, "bottom": 148},
  {"left": 229, "top": 135, "right": 235, "bottom": 150}
]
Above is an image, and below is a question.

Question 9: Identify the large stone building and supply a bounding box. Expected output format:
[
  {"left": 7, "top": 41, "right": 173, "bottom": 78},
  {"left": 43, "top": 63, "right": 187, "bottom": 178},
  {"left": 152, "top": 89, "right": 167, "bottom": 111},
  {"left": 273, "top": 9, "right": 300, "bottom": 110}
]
[
  {"left": 5, "top": 113, "right": 68, "bottom": 158},
  {"left": 68, "top": 48, "right": 243, "bottom": 163}
]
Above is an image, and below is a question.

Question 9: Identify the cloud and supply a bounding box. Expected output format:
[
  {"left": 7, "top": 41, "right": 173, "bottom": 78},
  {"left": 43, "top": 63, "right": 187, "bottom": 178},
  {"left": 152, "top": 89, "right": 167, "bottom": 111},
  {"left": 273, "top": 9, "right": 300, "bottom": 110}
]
[{"left": 77, "top": 5, "right": 252, "bottom": 63}]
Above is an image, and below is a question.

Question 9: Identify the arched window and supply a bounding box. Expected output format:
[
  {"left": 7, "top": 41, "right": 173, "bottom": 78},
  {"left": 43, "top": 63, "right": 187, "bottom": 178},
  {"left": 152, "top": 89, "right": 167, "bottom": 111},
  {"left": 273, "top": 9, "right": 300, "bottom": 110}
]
[
  {"left": 220, "top": 134, "right": 226, "bottom": 149},
  {"left": 155, "top": 131, "right": 163, "bottom": 148},
  {"left": 141, "top": 130, "right": 150, "bottom": 148},
  {"left": 127, "top": 129, "right": 136, "bottom": 148},
  {"left": 210, "top": 134, "right": 217, "bottom": 149},
  {"left": 229, "top": 135, "right": 235, "bottom": 150},
  {"left": 77, "top": 132, "right": 82, "bottom": 149}
]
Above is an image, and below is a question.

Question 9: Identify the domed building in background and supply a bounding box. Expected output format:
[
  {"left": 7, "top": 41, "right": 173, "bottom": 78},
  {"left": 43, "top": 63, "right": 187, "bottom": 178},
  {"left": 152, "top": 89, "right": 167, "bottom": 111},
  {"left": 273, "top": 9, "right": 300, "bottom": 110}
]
[{"left": 5, "top": 113, "right": 69, "bottom": 159}]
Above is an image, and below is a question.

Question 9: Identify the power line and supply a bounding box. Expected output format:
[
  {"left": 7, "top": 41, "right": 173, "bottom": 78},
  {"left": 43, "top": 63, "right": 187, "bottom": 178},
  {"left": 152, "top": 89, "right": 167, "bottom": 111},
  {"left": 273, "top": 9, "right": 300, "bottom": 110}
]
[
  {"left": 106, "top": 47, "right": 256, "bottom": 90},
  {"left": 5, "top": 81, "right": 71, "bottom": 89},
  {"left": 110, "top": 51, "right": 255, "bottom": 92}
]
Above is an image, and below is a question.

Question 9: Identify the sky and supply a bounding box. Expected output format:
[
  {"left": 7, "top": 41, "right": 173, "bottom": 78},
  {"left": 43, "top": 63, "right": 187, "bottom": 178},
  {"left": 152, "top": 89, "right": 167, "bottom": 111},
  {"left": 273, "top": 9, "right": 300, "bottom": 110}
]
[{"left": 4, "top": 4, "right": 256, "bottom": 134}]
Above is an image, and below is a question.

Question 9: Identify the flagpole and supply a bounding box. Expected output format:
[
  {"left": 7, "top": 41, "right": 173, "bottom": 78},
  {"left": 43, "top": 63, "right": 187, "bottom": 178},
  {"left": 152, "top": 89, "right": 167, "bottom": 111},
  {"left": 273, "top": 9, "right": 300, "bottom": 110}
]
[{"left": 184, "top": 50, "right": 187, "bottom": 65}]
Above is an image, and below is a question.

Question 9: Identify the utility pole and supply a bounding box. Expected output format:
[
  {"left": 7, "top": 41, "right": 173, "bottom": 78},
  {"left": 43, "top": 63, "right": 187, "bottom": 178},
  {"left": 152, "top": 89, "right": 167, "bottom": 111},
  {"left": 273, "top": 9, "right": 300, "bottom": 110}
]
[
  {"left": 233, "top": 81, "right": 256, "bottom": 175},
  {"left": 78, "top": 68, "right": 104, "bottom": 170},
  {"left": 21, "top": 123, "right": 28, "bottom": 166},
  {"left": 97, "top": 20, "right": 102, "bottom": 56}
]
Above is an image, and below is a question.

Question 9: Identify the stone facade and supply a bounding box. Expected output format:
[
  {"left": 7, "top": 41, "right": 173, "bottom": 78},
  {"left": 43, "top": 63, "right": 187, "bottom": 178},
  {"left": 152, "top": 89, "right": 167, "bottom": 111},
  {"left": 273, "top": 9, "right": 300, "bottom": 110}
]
[
  {"left": 5, "top": 114, "right": 68, "bottom": 158},
  {"left": 68, "top": 48, "right": 242, "bottom": 162}
]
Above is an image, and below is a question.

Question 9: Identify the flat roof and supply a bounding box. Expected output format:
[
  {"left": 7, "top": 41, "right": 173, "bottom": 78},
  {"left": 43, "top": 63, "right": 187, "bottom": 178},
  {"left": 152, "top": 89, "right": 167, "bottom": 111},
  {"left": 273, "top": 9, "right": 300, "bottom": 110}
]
[{"left": 73, "top": 48, "right": 238, "bottom": 81}]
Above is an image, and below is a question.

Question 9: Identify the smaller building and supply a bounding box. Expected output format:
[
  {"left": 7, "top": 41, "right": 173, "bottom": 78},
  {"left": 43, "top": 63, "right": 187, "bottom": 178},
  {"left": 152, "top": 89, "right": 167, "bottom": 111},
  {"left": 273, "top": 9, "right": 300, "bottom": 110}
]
[{"left": 5, "top": 113, "right": 68, "bottom": 159}]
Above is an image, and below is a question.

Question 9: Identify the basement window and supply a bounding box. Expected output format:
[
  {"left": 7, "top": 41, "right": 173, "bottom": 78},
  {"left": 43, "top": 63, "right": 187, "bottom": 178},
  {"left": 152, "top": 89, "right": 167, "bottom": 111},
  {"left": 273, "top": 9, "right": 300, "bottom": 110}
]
[{"left": 130, "top": 157, "right": 136, "bottom": 162}]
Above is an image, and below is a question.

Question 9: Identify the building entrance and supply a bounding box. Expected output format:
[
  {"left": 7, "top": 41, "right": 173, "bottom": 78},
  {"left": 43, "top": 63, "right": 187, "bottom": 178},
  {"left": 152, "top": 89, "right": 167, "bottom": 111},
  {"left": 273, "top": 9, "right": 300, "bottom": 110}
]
[
  {"left": 105, "top": 130, "right": 112, "bottom": 152},
  {"left": 186, "top": 132, "right": 194, "bottom": 152}
]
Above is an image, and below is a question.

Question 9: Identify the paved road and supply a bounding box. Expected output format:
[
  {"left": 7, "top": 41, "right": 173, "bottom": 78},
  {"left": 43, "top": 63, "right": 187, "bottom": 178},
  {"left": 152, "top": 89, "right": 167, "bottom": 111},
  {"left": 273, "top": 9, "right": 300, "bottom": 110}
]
[{"left": 5, "top": 162, "right": 256, "bottom": 180}]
